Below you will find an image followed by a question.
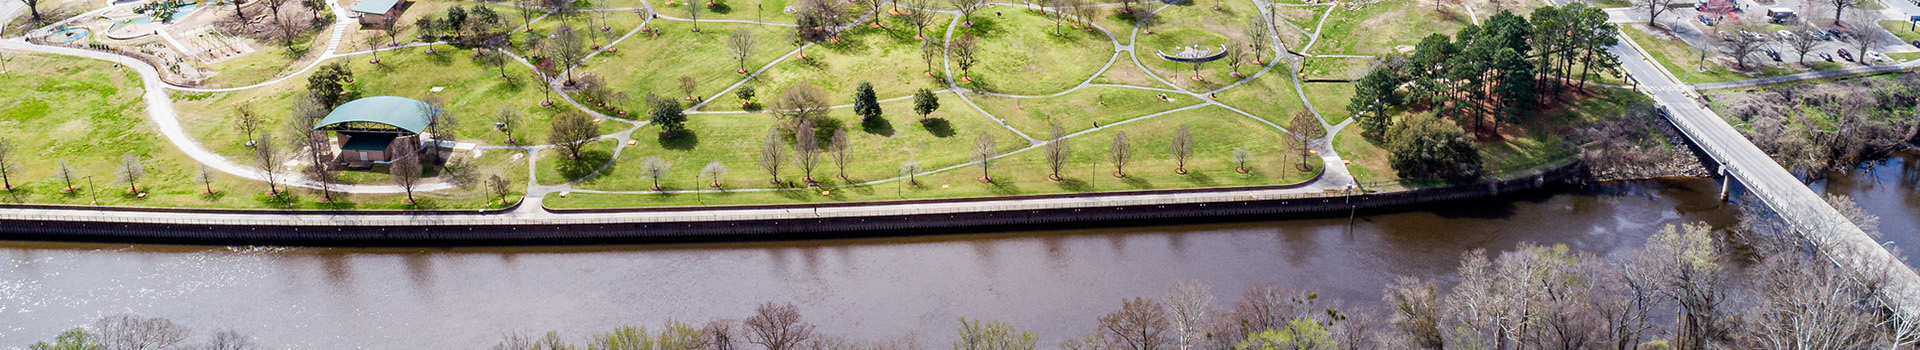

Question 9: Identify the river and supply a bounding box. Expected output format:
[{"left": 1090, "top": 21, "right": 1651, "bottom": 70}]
[{"left": 1, "top": 168, "right": 1910, "bottom": 349}]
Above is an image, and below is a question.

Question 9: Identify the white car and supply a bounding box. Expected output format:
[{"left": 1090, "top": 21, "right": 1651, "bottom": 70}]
[
  {"left": 1775, "top": 30, "right": 1795, "bottom": 40},
  {"left": 1867, "top": 51, "right": 1890, "bottom": 62}
]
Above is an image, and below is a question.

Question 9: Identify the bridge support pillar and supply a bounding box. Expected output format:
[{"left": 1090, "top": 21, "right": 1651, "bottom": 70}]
[{"left": 1718, "top": 166, "right": 1731, "bottom": 202}]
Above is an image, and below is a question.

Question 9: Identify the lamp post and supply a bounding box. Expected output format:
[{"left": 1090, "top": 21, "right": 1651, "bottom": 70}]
[{"left": 86, "top": 175, "right": 97, "bottom": 205}]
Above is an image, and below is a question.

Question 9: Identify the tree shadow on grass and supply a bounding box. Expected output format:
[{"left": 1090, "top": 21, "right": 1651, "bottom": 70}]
[
  {"left": 986, "top": 176, "right": 1021, "bottom": 195},
  {"left": 862, "top": 116, "right": 895, "bottom": 136},
  {"left": 1180, "top": 171, "right": 1216, "bottom": 186},
  {"left": 557, "top": 150, "right": 615, "bottom": 181},
  {"left": 1120, "top": 175, "right": 1151, "bottom": 189},
  {"left": 919, "top": 118, "right": 956, "bottom": 137},
  {"left": 255, "top": 193, "right": 299, "bottom": 209},
  {"left": 709, "top": 3, "right": 734, "bottom": 14},
  {"left": 1053, "top": 178, "right": 1094, "bottom": 192},
  {"left": 961, "top": 75, "right": 996, "bottom": 93},
  {"left": 659, "top": 129, "right": 701, "bottom": 150}
]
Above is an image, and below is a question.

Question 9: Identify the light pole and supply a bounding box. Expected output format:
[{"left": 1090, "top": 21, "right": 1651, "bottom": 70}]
[{"left": 86, "top": 175, "right": 97, "bottom": 205}]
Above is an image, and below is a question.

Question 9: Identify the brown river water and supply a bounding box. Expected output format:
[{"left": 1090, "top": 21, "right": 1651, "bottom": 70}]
[{"left": 2, "top": 155, "right": 1913, "bottom": 349}]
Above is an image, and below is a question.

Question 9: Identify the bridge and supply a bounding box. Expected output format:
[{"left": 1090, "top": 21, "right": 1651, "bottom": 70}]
[{"left": 1614, "top": 31, "right": 1920, "bottom": 317}]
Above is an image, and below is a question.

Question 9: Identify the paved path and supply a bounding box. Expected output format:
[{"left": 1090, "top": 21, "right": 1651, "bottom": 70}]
[{"left": 1614, "top": 27, "right": 1920, "bottom": 318}]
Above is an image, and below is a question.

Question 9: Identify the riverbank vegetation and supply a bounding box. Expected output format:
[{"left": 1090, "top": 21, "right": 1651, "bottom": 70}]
[
  {"left": 1706, "top": 72, "right": 1920, "bottom": 182},
  {"left": 1342, "top": 5, "right": 1644, "bottom": 188}
]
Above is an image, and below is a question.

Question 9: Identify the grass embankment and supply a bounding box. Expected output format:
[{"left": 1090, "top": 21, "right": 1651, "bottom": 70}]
[
  {"left": 1311, "top": 0, "right": 1478, "bottom": 56},
  {"left": 969, "top": 86, "right": 1199, "bottom": 136},
  {"left": 1624, "top": 25, "right": 1819, "bottom": 85},
  {"left": 544, "top": 105, "right": 1320, "bottom": 208},
  {"left": 0, "top": 52, "right": 518, "bottom": 209}
]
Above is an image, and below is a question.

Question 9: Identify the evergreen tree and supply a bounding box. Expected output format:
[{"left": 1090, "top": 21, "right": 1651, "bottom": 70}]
[
  {"left": 853, "top": 81, "right": 882, "bottom": 122},
  {"left": 912, "top": 88, "right": 940, "bottom": 121},
  {"left": 650, "top": 95, "right": 688, "bottom": 137}
]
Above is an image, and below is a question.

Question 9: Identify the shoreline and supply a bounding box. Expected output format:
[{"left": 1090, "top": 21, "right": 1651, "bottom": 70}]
[{"left": 0, "top": 162, "right": 1597, "bottom": 246}]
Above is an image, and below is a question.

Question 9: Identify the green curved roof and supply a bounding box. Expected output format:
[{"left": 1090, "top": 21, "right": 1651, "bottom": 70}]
[{"left": 314, "top": 96, "right": 438, "bottom": 133}]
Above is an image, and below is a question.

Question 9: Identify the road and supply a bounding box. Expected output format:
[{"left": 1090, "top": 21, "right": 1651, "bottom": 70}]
[{"left": 1613, "top": 30, "right": 1920, "bottom": 317}]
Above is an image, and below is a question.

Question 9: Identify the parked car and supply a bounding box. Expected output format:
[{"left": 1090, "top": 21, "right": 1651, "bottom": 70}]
[
  {"left": 1867, "top": 51, "right": 1889, "bottom": 63},
  {"left": 1828, "top": 28, "right": 1847, "bottom": 40},
  {"left": 1911, "top": 40, "right": 1919, "bottom": 48},
  {"left": 1808, "top": 30, "right": 1832, "bottom": 40},
  {"left": 1699, "top": 15, "right": 1716, "bottom": 26},
  {"left": 1838, "top": 48, "right": 1854, "bottom": 61},
  {"left": 1741, "top": 30, "right": 1767, "bottom": 40},
  {"left": 1766, "top": 48, "right": 1782, "bottom": 61},
  {"left": 1776, "top": 30, "right": 1795, "bottom": 40},
  {"left": 1820, "top": 52, "right": 1834, "bottom": 61}
]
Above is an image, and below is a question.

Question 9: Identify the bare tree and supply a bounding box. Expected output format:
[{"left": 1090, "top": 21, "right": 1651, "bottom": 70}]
[
  {"left": 1783, "top": 30, "right": 1825, "bottom": 66},
  {"left": 1224, "top": 41, "right": 1246, "bottom": 77},
  {"left": 795, "top": 119, "right": 821, "bottom": 184},
  {"left": 951, "top": 35, "right": 981, "bottom": 81},
  {"left": 0, "top": 138, "right": 14, "bottom": 192},
  {"left": 96, "top": 314, "right": 189, "bottom": 350},
  {"left": 730, "top": 29, "right": 757, "bottom": 73},
  {"left": 493, "top": 332, "right": 537, "bottom": 350},
  {"left": 687, "top": 0, "right": 702, "bottom": 32},
  {"left": 1289, "top": 111, "right": 1325, "bottom": 171},
  {"left": 1163, "top": 281, "right": 1213, "bottom": 350},
  {"left": 297, "top": 128, "right": 337, "bottom": 202},
  {"left": 898, "top": 161, "right": 922, "bottom": 186},
  {"left": 254, "top": 132, "right": 285, "bottom": 195},
  {"left": 1100, "top": 297, "right": 1171, "bottom": 350},
  {"left": 234, "top": 104, "right": 264, "bottom": 147},
  {"left": 1169, "top": 125, "right": 1193, "bottom": 174},
  {"left": 1823, "top": 0, "right": 1859, "bottom": 26},
  {"left": 680, "top": 76, "right": 701, "bottom": 101},
  {"left": 702, "top": 162, "right": 729, "bottom": 188},
  {"left": 1384, "top": 277, "right": 1445, "bottom": 350},
  {"left": 1632, "top": 223, "right": 1728, "bottom": 350},
  {"left": 545, "top": 24, "right": 588, "bottom": 84},
  {"left": 1632, "top": 0, "right": 1680, "bottom": 26},
  {"left": 390, "top": 139, "right": 423, "bottom": 203},
  {"left": 643, "top": 156, "right": 671, "bottom": 191},
  {"left": 760, "top": 127, "right": 788, "bottom": 185},
  {"left": 57, "top": 159, "right": 78, "bottom": 192},
  {"left": 486, "top": 174, "right": 511, "bottom": 205},
  {"left": 204, "top": 329, "right": 258, "bottom": 350},
  {"left": 955, "top": 318, "right": 1038, "bottom": 350},
  {"left": 974, "top": 133, "right": 997, "bottom": 183},
  {"left": 947, "top": 0, "right": 982, "bottom": 26},
  {"left": 1736, "top": 252, "right": 1882, "bottom": 350},
  {"left": 830, "top": 129, "right": 850, "bottom": 181},
  {"left": 703, "top": 319, "right": 741, "bottom": 350},
  {"left": 549, "top": 111, "right": 602, "bottom": 159},
  {"left": 1231, "top": 147, "right": 1250, "bottom": 173},
  {"left": 1243, "top": 17, "right": 1268, "bottom": 64},
  {"left": 1045, "top": 123, "right": 1071, "bottom": 181},
  {"left": 772, "top": 84, "right": 830, "bottom": 129},
  {"left": 118, "top": 155, "right": 145, "bottom": 194},
  {"left": 1843, "top": 13, "right": 1877, "bottom": 62},
  {"left": 904, "top": 0, "right": 935, "bottom": 39},
  {"left": 745, "top": 303, "right": 816, "bottom": 350},
  {"left": 1111, "top": 132, "right": 1131, "bottom": 177},
  {"left": 1721, "top": 27, "right": 1768, "bottom": 69},
  {"left": 496, "top": 107, "right": 521, "bottom": 145}
]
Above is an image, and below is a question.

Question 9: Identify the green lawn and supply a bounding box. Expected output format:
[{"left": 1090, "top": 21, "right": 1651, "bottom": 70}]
[
  {"left": 588, "top": 20, "right": 800, "bottom": 111},
  {"left": 1311, "top": 0, "right": 1478, "bottom": 56},
  {"left": 572, "top": 93, "right": 1030, "bottom": 190},
  {"left": 1134, "top": 3, "right": 1265, "bottom": 91},
  {"left": 953, "top": 10, "right": 1115, "bottom": 95},
  {"left": 0, "top": 52, "right": 511, "bottom": 209},
  {"left": 969, "top": 86, "right": 1200, "bottom": 136},
  {"left": 1213, "top": 66, "right": 1311, "bottom": 127},
  {"left": 1879, "top": 20, "right": 1920, "bottom": 44},
  {"left": 199, "top": 18, "right": 329, "bottom": 88},
  {"left": 545, "top": 104, "right": 1322, "bottom": 208},
  {"left": 1302, "top": 82, "right": 1353, "bottom": 124},
  {"left": 705, "top": 13, "right": 954, "bottom": 111},
  {"left": 175, "top": 49, "right": 614, "bottom": 164}
]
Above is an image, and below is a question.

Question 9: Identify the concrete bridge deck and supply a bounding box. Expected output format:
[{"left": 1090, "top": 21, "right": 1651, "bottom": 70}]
[{"left": 1615, "top": 31, "right": 1920, "bottom": 317}]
